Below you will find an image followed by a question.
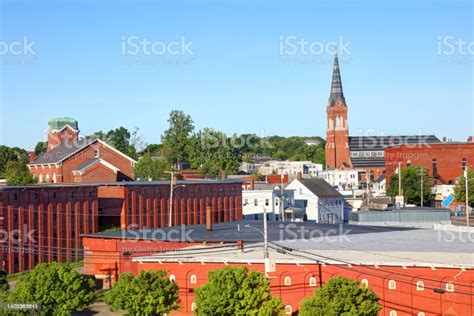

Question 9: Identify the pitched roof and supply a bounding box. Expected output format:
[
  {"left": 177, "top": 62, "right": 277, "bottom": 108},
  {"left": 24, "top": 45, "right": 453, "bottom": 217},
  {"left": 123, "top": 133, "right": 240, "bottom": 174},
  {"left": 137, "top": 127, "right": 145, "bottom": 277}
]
[
  {"left": 349, "top": 135, "right": 440, "bottom": 151},
  {"left": 298, "top": 178, "right": 343, "bottom": 199},
  {"left": 328, "top": 53, "right": 346, "bottom": 106},
  {"left": 30, "top": 139, "right": 93, "bottom": 165}
]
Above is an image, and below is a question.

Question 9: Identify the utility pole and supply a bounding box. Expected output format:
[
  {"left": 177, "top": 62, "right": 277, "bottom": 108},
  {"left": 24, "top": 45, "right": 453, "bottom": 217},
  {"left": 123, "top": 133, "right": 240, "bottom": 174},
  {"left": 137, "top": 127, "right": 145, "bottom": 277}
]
[
  {"left": 263, "top": 207, "right": 268, "bottom": 259},
  {"left": 165, "top": 171, "right": 181, "bottom": 227},
  {"left": 420, "top": 168, "right": 424, "bottom": 207},
  {"left": 398, "top": 162, "right": 402, "bottom": 197},
  {"left": 465, "top": 167, "right": 469, "bottom": 227},
  {"left": 279, "top": 166, "right": 285, "bottom": 221}
]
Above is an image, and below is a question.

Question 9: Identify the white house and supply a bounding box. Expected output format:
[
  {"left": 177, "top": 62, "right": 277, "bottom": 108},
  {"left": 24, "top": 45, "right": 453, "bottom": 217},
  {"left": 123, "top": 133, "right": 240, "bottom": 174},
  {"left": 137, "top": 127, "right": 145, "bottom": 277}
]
[
  {"left": 286, "top": 178, "right": 349, "bottom": 223},
  {"left": 257, "top": 160, "right": 323, "bottom": 178},
  {"left": 372, "top": 174, "right": 386, "bottom": 197},
  {"left": 318, "top": 169, "right": 360, "bottom": 190}
]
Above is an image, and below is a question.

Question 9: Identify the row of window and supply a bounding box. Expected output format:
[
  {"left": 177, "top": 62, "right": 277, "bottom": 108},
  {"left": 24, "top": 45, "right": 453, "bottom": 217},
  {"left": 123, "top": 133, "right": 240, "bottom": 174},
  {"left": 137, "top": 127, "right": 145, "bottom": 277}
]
[
  {"left": 243, "top": 198, "right": 279, "bottom": 207},
  {"left": 350, "top": 151, "right": 384, "bottom": 158}
]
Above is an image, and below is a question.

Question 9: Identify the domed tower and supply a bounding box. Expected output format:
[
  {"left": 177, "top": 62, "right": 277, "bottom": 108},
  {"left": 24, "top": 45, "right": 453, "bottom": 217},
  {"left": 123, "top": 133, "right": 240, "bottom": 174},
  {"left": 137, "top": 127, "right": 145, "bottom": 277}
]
[
  {"left": 325, "top": 54, "right": 351, "bottom": 169},
  {"left": 47, "top": 117, "right": 79, "bottom": 151}
]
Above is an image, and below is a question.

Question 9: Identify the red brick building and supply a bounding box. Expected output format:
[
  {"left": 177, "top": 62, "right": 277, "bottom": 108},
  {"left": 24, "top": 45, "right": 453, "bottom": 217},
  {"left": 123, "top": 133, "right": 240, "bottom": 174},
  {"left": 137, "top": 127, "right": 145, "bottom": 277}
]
[
  {"left": 82, "top": 222, "right": 474, "bottom": 315},
  {"left": 28, "top": 117, "right": 136, "bottom": 183},
  {"left": 385, "top": 142, "right": 474, "bottom": 185},
  {"left": 0, "top": 180, "right": 242, "bottom": 274},
  {"left": 324, "top": 55, "right": 440, "bottom": 183}
]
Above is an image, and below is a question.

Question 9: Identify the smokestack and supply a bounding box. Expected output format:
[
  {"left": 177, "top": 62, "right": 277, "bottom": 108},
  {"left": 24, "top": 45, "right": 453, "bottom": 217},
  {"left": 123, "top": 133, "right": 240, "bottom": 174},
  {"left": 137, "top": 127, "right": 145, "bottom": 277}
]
[
  {"left": 442, "top": 137, "right": 447, "bottom": 142},
  {"left": 250, "top": 179, "right": 255, "bottom": 190},
  {"left": 467, "top": 136, "right": 473, "bottom": 143},
  {"left": 206, "top": 205, "right": 213, "bottom": 231},
  {"left": 28, "top": 151, "right": 36, "bottom": 163},
  {"left": 296, "top": 171, "right": 302, "bottom": 180},
  {"left": 221, "top": 170, "right": 226, "bottom": 181}
]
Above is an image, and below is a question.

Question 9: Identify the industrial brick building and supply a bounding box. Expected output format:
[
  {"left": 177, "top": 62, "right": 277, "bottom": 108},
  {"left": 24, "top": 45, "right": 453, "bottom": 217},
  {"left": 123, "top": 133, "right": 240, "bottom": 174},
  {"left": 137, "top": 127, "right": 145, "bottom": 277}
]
[
  {"left": 324, "top": 55, "right": 440, "bottom": 183},
  {"left": 0, "top": 180, "right": 242, "bottom": 273},
  {"left": 385, "top": 142, "right": 474, "bottom": 185},
  {"left": 28, "top": 117, "right": 136, "bottom": 183},
  {"left": 82, "top": 221, "right": 474, "bottom": 315}
]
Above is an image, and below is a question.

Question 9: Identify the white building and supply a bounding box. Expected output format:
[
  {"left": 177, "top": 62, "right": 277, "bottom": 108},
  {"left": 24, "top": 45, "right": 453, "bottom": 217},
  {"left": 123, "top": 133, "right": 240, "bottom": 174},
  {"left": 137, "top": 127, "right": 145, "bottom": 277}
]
[
  {"left": 242, "top": 183, "right": 305, "bottom": 221},
  {"left": 372, "top": 174, "right": 386, "bottom": 197},
  {"left": 257, "top": 160, "right": 323, "bottom": 178},
  {"left": 318, "top": 169, "right": 359, "bottom": 190},
  {"left": 286, "top": 178, "right": 349, "bottom": 223}
]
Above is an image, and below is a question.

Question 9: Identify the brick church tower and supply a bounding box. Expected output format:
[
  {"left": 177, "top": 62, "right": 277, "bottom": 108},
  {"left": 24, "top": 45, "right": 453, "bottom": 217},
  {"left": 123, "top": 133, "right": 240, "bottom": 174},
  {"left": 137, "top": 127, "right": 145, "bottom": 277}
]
[
  {"left": 47, "top": 117, "right": 80, "bottom": 151},
  {"left": 325, "top": 54, "right": 351, "bottom": 169}
]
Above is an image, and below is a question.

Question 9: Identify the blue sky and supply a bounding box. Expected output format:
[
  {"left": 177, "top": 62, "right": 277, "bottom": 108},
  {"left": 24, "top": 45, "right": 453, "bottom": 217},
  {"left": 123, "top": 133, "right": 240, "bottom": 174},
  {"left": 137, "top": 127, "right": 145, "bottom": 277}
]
[{"left": 1, "top": 0, "right": 472, "bottom": 149}]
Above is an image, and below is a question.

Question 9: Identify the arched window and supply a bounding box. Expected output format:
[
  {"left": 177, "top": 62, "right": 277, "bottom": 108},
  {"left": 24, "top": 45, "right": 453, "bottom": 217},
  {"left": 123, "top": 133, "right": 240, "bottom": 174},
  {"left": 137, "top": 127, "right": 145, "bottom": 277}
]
[
  {"left": 416, "top": 281, "right": 424, "bottom": 291},
  {"left": 53, "top": 173, "right": 57, "bottom": 183},
  {"left": 284, "top": 276, "right": 292, "bottom": 286},
  {"left": 190, "top": 274, "right": 197, "bottom": 284},
  {"left": 390, "top": 311, "right": 398, "bottom": 316},
  {"left": 169, "top": 274, "right": 176, "bottom": 281},
  {"left": 417, "top": 312, "right": 426, "bottom": 316},
  {"left": 39, "top": 174, "right": 43, "bottom": 183},
  {"left": 445, "top": 282, "right": 454, "bottom": 292},
  {"left": 45, "top": 173, "right": 50, "bottom": 182},
  {"left": 284, "top": 305, "right": 292, "bottom": 315},
  {"left": 309, "top": 277, "right": 317, "bottom": 287},
  {"left": 388, "top": 280, "right": 396, "bottom": 290},
  {"left": 361, "top": 278, "right": 369, "bottom": 288},
  {"left": 191, "top": 302, "right": 197, "bottom": 312}
]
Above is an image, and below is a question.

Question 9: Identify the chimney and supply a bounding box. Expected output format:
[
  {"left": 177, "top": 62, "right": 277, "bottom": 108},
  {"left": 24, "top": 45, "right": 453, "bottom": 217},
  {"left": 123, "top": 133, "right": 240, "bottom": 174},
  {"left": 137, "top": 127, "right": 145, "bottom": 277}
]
[
  {"left": 206, "top": 205, "right": 213, "bottom": 231},
  {"left": 467, "top": 136, "right": 473, "bottom": 143},
  {"left": 28, "top": 151, "right": 36, "bottom": 163},
  {"left": 250, "top": 179, "right": 255, "bottom": 190},
  {"left": 236, "top": 240, "right": 244, "bottom": 252},
  {"left": 296, "top": 171, "right": 302, "bottom": 180},
  {"left": 442, "top": 137, "right": 447, "bottom": 142},
  {"left": 220, "top": 170, "right": 226, "bottom": 181}
]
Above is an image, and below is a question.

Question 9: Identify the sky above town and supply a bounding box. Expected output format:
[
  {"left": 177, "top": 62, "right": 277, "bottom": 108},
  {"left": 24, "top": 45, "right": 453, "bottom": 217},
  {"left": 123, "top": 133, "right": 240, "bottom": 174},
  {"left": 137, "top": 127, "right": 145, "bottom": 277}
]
[{"left": 0, "top": 0, "right": 473, "bottom": 150}]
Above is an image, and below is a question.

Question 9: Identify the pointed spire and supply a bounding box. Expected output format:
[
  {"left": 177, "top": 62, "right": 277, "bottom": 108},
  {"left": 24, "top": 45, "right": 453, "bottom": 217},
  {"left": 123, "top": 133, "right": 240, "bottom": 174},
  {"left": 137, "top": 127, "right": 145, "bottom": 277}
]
[{"left": 328, "top": 51, "right": 346, "bottom": 106}]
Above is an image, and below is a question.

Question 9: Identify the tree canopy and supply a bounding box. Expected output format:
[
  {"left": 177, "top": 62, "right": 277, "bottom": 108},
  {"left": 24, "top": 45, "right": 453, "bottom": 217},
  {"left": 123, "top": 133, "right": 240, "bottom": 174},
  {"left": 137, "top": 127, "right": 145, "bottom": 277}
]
[
  {"left": 161, "top": 110, "right": 195, "bottom": 166},
  {"left": 6, "top": 262, "right": 96, "bottom": 315},
  {"left": 4, "top": 160, "right": 36, "bottom": 186},
  {"left": 454, "top": 169, "right": 474, "bottom": 205},
  {"left": 194, "top": 266, "right": 284, "bottom": 316},
  {"left": 104, "top": 270, "right": 180, "bottom": 315},
  {"left": 0, "top": 145, "right": 28, "bottom": 177},
  {"left": 387, "top": 166, "right": 432, "bottom": 205},
  {"left": 134, "top": 153, "right": 170, "bottom": 181},
  {"left": 299, "top": 277, "right": 381, "bottom": 316},
  {"left": 34, "top": 141, "right": 48, "bottom": 156}
]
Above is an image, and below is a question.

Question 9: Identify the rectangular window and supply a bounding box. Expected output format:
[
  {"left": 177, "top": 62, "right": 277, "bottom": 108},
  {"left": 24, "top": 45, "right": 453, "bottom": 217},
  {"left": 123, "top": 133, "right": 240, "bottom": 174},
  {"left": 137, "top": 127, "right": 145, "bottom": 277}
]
[
  {"left": 265, "top": 199, "right": 269, "bottom": 206},
  {"left": 462, "top": 158, "right": 467, "bottom": 171},
  {"left": 432, "top": 159, "right": 438, "bottom": 177},
  {"left": 275, "top": 199, "right": 279, "bottom": 206},
  {"left": 244, "top": 199, "right": 248, "bottom": 206},
  {"left": 254, "top": 199, "right": 258, "bottom": 206}
]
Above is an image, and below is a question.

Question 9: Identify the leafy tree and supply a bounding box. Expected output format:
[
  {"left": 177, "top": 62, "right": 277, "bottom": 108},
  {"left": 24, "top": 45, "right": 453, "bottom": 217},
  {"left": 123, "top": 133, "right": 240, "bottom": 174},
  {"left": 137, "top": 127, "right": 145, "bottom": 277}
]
[
  {"left": 299, "top": 277, "right": 381, "bottom": 316},
  {"left": 134, "top": 154, "right": 169, "bottom": 181},
  {"left": 4, "top": 160, "right": 35, "bottom": 186},
  {"left": 161, "top": 110, "right": 194, "bottom": 166},
  {"left": 34, "top": 141, "right": 48, "bottom": 156},
  {"left": 454, "top": 169, "right": 474, "bottom": 205},
  {"left": 106, "top": 127, "right": 137, "bottom": 159},
  {"left": 7, "top": 262, "right": 95, "bottom": 315},
  {"left": 104, "top": 270, "right": 180, "bottom": 315},
  {"left": 194, "top": 266, "right": 284, "bottom": 316},
  {"left": 0, "top": 145, "right": 28, "bottom": 177},
  {"left": 387, "top": 166, "right": 432, "bottom": 205},
  {"left": 273, "top": 150, "right": 288, "bottom": 160}
]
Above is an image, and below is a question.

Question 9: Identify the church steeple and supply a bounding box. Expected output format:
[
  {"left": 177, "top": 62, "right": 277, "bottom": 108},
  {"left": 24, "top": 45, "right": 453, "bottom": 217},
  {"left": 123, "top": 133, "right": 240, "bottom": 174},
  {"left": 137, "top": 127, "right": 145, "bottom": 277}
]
[{"left": 328, "top": 53, "right": 346, "bottom": 107}]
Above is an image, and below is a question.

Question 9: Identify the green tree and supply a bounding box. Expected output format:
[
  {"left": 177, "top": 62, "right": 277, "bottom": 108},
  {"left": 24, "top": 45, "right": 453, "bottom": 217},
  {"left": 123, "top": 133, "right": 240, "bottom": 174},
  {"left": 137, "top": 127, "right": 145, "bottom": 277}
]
[
  {"left": 454, "top": 169, "right": 474, "bottom": 205},
  {"left": 0, "top": 145, "right": 28, "bottom": 177},
  {"left": 194, "top": 266, "right": 284, "bottom": 316},
  {"left": 104, "top": 270, "right": 180, "bottom": 315},
  {"left": 34, "top": 141, "right": 48, "bottom": 156},
  {"left": 161, "top": 110, "right": 194, "bottom": 166},
  {"left": 4, "top": 160, "right": 35, "bottom": 186},
  {"left": 134, "top": 154, "right": 169, "bottom": 181},
  {"left": 106, "top": 127, "right": 138, "bottom": 159},
  {"left": 7, "top": 262, "right": 95, "bottom": 315},
  {"left": 387, "top": 166, "right": 432, "bottom": 205},
  {"left": 299, "top": 277, "right": 381, "bottom": 316}
]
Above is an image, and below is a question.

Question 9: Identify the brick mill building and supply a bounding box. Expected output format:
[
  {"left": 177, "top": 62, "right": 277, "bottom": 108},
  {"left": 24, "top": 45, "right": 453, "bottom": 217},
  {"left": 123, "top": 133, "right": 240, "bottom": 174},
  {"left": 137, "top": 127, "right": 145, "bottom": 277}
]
[
  {"left": 0, "top": 180, "right": 243, "bottom": 273},
  {"left": 324, "top": 55, "right": 440, "bottom": 183},
  {"left": 82, "top": 221, "right": 474, "bottom": 315},
  {"left": 28, "top": 117, "right": 136, "bottom": 183},
  {"left": 385, "top": 141, "right": 474, "bottom": 185}
]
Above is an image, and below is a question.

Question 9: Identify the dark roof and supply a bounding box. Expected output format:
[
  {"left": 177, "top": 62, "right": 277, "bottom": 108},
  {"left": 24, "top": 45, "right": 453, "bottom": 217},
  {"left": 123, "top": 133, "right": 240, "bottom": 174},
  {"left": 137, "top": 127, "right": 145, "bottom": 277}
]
[
  {"left": 349, "top": 135, "right": 440, "bottom": 151},
  {"left": 328, "top": 53, "right": 346, "bottom": 106},
  {"left": 48, "top": 117, "right": 79, "bottom": 130},
  {"left": 374, "top": 174, "right": 386, "bottom": 183},
  {"left": 30, "top": 139, "right": 94, "bottom": 165},
  {"left": 298, "top": 178, "right": 342, "bottom": 199},
  {"left": 73, "top": 158, "right": 101, "bottom": 172},
  {"left": 83, "top": 220, "right": 416, "bottom": 242},
  {"left": 350, "top": 157, "right": 385, "bottom": 167}
]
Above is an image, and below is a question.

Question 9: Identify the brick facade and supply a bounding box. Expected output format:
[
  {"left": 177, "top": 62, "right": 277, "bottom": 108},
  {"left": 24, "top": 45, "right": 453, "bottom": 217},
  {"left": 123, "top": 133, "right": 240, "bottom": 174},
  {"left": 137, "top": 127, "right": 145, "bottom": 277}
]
[{"left": 385, "top": 143, "right": 474, "bottom": 185}]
